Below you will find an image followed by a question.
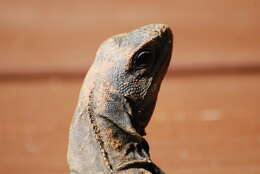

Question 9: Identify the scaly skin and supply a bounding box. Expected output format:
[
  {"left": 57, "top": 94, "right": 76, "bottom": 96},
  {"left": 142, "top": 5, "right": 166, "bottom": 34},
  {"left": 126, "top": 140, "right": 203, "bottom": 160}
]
[{"left": 68, "top": 24, "right": 173, "bottom": 174}]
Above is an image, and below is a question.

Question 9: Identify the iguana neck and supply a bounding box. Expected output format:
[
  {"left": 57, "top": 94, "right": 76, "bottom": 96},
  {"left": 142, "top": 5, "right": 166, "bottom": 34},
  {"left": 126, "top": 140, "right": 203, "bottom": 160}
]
[{"left": 85, "top": 80, "right": 157, "bottom": 173}]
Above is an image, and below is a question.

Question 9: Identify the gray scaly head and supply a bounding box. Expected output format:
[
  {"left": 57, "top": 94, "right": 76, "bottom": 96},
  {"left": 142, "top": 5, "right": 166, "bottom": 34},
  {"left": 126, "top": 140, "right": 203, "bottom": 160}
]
[{"left": 90, "top": 24, "right": 173, "bottom": 135}]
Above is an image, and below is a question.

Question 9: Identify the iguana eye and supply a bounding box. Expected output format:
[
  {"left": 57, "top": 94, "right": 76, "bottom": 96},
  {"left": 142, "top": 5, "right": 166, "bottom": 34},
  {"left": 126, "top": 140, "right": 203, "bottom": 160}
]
[{"left": 134, "top": 50, "right": 155, "bottom": 70}]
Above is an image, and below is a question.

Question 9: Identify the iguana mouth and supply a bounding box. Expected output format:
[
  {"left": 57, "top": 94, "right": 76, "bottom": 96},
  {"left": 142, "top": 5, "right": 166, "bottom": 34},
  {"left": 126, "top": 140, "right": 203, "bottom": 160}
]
[{"left": 153, "top": 26, "right": 173, "bottom": 79}]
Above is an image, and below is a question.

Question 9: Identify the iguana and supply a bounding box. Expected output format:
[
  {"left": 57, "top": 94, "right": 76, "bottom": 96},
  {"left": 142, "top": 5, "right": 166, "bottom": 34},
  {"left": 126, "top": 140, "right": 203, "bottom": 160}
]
[{"left": 67, "top": 24, "right": 173, "bottom": 174}]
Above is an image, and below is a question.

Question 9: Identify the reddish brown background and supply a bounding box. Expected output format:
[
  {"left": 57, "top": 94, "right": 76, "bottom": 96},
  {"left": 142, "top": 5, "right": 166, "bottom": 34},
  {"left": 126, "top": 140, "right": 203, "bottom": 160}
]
[{"left": 1, "top": 0, "right": 260, "bottom": 174}]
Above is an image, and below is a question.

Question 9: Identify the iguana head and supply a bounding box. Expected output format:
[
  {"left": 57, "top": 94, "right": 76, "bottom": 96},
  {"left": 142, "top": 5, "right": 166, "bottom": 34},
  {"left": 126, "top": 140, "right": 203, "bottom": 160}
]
[{"left": 91, "top": 24, "right": 173, "bottom": 135}]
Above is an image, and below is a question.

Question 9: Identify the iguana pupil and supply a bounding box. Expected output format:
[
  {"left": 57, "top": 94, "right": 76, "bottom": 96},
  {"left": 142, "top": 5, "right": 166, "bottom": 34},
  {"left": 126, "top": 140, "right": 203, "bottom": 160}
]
[{"left": 135, "top": 50, "right": 153, "bottom": 67}]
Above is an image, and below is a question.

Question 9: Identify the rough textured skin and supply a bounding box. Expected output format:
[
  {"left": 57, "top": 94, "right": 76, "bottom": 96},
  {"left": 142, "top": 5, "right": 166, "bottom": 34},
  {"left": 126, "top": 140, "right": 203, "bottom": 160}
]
[{"left": 67, "top": 24, "right": 173, "bottom": 174}]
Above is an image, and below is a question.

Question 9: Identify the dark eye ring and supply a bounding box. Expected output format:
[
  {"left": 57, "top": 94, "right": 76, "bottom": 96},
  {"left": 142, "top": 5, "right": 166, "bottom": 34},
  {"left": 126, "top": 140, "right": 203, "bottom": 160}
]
[{"left": 134, "top": 50, "right": 155, "bottom": 69}]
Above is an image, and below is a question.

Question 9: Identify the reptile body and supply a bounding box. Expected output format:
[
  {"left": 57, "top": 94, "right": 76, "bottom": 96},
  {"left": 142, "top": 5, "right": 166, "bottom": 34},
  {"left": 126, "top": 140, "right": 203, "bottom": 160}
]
[{"left": 68, "top": 24, "right": 173, "bottom": 174}]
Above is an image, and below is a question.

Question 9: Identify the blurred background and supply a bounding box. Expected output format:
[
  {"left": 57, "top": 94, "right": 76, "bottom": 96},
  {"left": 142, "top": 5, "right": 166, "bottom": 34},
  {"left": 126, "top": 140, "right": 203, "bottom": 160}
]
[{"left": 1, "top": 0, "right": 260, "bottom": 174}]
